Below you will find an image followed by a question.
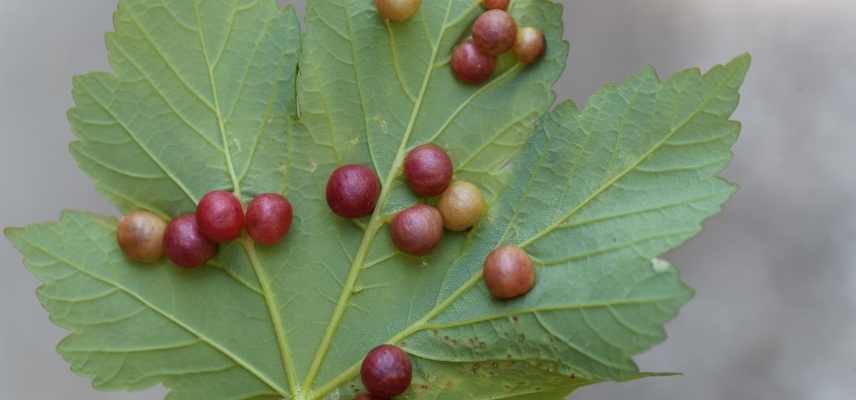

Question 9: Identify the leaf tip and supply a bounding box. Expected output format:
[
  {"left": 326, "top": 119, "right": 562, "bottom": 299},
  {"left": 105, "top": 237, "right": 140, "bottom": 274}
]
[
  {"left": 640, "top": 64, "right": 660, "bottom": 79},
  {"left": 686, "top": 285, "right": 697, "bottom": 302},
  {"left": 3, "top": 226, "right": 22, "bottom": 241},
  {"left": 68, "top": 140, "right": 83, "bottom": 153},
  {"left": 69, "top": 73, "right": 88, "bottom": 92},
  {"left": 725, "top": 53, "right": 752, "bottom": 83},
  {"left": 732, "top": 52, "right": 753, "bottom": 68}
]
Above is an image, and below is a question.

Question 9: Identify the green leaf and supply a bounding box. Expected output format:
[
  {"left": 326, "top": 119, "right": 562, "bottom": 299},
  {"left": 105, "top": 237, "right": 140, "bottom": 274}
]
[{"left": 4, "top": 0, "right": 750, "bottom": 399}]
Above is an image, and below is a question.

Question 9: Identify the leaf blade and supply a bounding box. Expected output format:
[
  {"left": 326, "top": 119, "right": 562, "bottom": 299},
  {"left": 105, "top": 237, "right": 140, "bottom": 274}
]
[
  {"left": 315, "top": 54, "right": 748, "bottom": 398},
  {"left": 40, "top": 0, "right": 304, "bottom": 397},
  {"left": 5, "top": 0, "right": 751, "bottom": 398},
  {"left": 6, "top": 212, "right": 288, "bottom": 399}
]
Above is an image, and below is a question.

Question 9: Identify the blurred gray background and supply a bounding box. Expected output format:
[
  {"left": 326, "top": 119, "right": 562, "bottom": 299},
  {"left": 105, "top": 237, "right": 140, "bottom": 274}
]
[{"left": 1, "top": 0, "right": 854, "bottom": 399}]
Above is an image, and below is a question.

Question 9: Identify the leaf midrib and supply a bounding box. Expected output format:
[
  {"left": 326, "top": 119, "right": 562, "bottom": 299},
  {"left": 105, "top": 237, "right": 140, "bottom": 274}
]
[
  {"left": 301, "top": 0, "right": 458, "bottom": 394},
  {"left": 192, "top": 1, "right": 241, "bottom": 197},
  {"left": 188, "top": 2, "right": 301, "bottom": 397}
]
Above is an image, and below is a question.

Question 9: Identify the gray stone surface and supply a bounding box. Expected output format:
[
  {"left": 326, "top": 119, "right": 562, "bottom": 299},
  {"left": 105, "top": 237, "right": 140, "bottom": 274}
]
[{"left": 1, "top": 1, "right": 853, "bottom": 399}]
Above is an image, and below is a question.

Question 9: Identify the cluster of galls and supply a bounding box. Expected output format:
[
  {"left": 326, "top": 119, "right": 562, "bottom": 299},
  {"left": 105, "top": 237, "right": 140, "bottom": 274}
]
[
  {"left": 452, "top": 1, "right": 546, "bottom": 84},
  {"left": 369, "top": 0, "right": 539, "bottom": 300},
  {"left": 116, "top": 192, "right": 293, "bottom": 268},
  {"left": 326, "top": 144, "right": 485, "bottom": 256},
  {"left": 330, "top": 145, "right": 535, "bottom": 398},
  {"left": 341, "top": 4, "right": 542, "bottom": 398},
  {"left": 375, "top": 0, "right": 546, "bottom": 86}
]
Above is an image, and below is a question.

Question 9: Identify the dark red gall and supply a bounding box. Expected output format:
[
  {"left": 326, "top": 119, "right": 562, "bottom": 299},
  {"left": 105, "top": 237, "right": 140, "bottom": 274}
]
[
  {"left": 361, "top": 345, "right": 413, "bottom": 398},
  {"left": 246, "top": 193, "right": 293, "bottom": 246},
  {"left": 390, "top": 204, "right": 444, "bottom": 256},
  {"left": 163, "top": 214, "right": 217, "bottom": 269},
  {"left": 472, "top": 10, "right": 517, "bottom": 56},
  {"left": 451, "top": 40, "right": 496, "bottom": 85},
  {"left": 326, "top": 165, "right": 382, "bottom": 219},
  {"left": 482, "top": 0, "right": 509, "bottom": 10},
  {"left": 196, "top": 191, "right": 244, "bottom": 243},
  {"left": 404, "top": 144, "right": 453, "bottom": 197}
]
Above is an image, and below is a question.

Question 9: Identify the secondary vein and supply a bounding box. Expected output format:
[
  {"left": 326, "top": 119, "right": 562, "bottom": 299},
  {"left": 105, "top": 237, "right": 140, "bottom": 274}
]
[
  {"left": 193, "top": 2, "right": 241, "bottom": 197},
  {"left": 242, "top": 238, "right": 302, "bottom": 398}
]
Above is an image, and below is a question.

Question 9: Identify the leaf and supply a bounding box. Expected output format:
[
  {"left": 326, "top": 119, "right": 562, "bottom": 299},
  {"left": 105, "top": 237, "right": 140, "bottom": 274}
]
[{"left": 4, "top": 0, "right": 750, "bottom": 399}]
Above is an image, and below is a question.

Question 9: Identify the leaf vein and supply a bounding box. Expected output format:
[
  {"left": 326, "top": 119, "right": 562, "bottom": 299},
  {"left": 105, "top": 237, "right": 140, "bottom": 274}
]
[
  {"left": 519, "top": 67, "right": 741, "bottom": 249},
  {"left": 80, "top": 76, "right": 199, "bottom": 204}
]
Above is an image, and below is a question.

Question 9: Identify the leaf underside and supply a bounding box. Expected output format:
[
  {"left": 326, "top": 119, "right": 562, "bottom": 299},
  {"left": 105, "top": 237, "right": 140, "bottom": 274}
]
[{"left": 4, "top": 1, "right": 750, "bottom": 399}]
